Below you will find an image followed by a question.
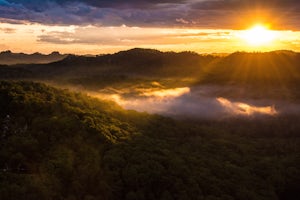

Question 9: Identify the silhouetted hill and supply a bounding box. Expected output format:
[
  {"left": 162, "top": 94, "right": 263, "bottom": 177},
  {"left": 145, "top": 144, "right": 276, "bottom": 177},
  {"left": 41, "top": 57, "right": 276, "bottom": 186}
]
[
  {"left": 2, "top": 48, "right": 299, "bottom": 81},
  {"left": 0, "top": 50, "right": 67, "bottom": 65},
  {"left": 0, "top": 48, "right": 216, "bottom": 84},
  {"left": 44, "top": 48, "right": 215, "bottom": 77},
  {"left": 199, "top": 51, "right": 300, "bottom": 85},
  {"left": 110, "top": 48, "right": 215, "bottom": 75},
  {"left": 0, "top": 49, "right": 300, "bottom": 99}
]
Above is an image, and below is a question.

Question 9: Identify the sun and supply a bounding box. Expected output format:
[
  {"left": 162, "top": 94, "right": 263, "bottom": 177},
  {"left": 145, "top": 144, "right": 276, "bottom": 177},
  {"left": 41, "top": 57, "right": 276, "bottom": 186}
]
[{"left": 241, "top": 24, "right": 277, "bottom": 46}]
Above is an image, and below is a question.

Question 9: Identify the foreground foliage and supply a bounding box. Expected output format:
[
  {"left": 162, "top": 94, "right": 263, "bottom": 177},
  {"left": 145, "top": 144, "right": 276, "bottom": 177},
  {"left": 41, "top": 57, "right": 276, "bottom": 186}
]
[{"left": 0, "top": 81, "right": 299, "bottom": 200}]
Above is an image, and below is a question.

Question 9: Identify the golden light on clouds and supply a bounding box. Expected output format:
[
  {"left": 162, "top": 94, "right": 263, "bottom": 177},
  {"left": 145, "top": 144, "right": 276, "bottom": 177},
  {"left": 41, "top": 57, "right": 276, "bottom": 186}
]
[
  {"left": 138, "top": 87, "right": 190, "bottom": 98},
  {"left": 0, "top": 22, "right": 300, "bottom": 54},
  {"left": 88, "top": 87, "right": 191, "bottom": 113},
  {"left": 217, "top": 97, "right": 277, "bottom": 116}
]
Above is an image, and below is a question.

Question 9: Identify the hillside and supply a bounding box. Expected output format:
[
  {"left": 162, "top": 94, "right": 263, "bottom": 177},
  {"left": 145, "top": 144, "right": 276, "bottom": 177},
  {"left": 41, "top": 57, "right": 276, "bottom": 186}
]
[
  {"left": 0, "top": 49, "right": 300, "bottom": 110},
  {"left": 0, "top": 48, "right": 215, "bottom": 79},
  {"left": 0, "top": 81, "right": 299, "bottom": 200},
  {"left": 196, "top": 51, "right": 300, "bottom": 100},
  {"left": 0, "top": 49, "right": 299, "bottom": 88},
  {"left": 199, "top": 51, "right": 300, "bottom": 86}
]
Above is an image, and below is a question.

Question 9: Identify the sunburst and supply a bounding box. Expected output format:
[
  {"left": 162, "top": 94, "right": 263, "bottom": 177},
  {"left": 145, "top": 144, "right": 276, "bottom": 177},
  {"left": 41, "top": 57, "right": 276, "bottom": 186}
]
[{"left": 241, "top": 24, "right": 277, "bottom": 46}]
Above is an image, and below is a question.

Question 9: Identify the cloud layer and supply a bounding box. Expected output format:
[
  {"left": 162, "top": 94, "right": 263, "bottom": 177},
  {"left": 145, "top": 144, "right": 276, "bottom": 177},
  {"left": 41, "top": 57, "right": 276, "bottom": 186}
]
[{"left": 1, "top": 0, "right": 300, "bottom": 29}]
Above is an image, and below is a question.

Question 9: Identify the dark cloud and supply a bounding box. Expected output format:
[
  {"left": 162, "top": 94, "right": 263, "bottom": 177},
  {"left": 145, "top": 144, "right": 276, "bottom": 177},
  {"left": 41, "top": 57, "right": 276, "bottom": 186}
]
[
  {"left": 75, "top": 0, "right": 186, "bottom": 9},
  {"left": 7, "top": 0, "right": 186, "bottom": 10},
  {"left": 0, "top": 0, "right": 300, "bottom": 29},
  {"left": 6, "top": 0, "right": 53, "bottom": 12},
  {"left": 191, "top": 0, "right": 300, "bottom": 29},
  {"left": 193, "top": 0, "right": 300, "bottom": 11},
  {"left": 0, "top": 0, "right": 189, "bottom": 26}
]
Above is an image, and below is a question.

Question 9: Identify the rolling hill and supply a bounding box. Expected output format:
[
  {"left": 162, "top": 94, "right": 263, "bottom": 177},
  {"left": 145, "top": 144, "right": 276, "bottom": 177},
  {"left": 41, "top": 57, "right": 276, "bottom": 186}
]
[{"left": 1, "top": 48, "right": 300, "bottom": 100}]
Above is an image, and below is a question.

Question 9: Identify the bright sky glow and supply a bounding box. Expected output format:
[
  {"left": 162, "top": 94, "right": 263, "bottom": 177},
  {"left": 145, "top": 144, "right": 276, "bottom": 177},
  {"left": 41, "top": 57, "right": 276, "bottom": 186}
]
[
  {"left": 240, "top": 24, "right": 278, "bottom": 46},
  {"left": 0, "top": 22, "right": 300, "bottom": 54}
]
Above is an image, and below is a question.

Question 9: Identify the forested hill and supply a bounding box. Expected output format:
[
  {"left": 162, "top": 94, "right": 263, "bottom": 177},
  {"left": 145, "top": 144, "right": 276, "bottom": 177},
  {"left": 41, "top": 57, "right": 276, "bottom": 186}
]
[
  {"left": 1, "top": 49, "right": 300, "bottom": 102},
  {"left": 1, "top": 81, "right": 299, "bottom": 200},
  {"left": 199, "top": 51, "right": 300, "bottom": 86},
  {"left": 0, "top": 49, "right": 300, "bottom": 86},
  {"left": 54, "top": 48, "right": 214, "bottom": 70},
  {"left": 21, "top": 48, "right": 217, "bottom": 78}
]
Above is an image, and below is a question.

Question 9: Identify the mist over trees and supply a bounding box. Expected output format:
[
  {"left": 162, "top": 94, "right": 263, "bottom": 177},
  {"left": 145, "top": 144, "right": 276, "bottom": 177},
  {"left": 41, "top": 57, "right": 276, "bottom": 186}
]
[
  {"left": 0, "top": 49, "right": 300, "bottom": 200},
  {"left": 0, "top": 81, "right": 299, "bottom": 200}
]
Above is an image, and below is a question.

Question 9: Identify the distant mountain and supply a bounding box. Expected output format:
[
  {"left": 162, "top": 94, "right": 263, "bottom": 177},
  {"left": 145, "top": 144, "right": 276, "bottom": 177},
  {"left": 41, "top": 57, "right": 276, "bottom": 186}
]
[{"left": 0, "top": 50, "right": 68, "bottom": 65}]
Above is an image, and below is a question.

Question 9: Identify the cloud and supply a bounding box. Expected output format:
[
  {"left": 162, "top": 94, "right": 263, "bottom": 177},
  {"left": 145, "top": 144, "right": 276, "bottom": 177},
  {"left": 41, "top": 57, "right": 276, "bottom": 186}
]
[
  {"left": 216, "top": 97, "right": 277, "bottom": 116},
  {"left": 0, "top": 0, "right": 190, "bottom": 26},
  {"left": 191, "top": 0, "right": 300, "bottom": 29},
  {"left": 176, "top": 18, "right": 189, "bottom": 24},
  {"left": 37, "top": 25, "right": 235, "bottom": 46},
  {"left": 0, "top": 27, "right": 15, "bottom": 33},
  {"left": 0, "top": 0, "right": 300, "bottom": 30},
  {"left": 7, "top": 0, "right": 186, "bottom": 10},
  {"left": 193, "top": 0, "right": 300, "bottom": 11},
  {"left": 73, "top": 0, "right": 186, "bottom": 9}
]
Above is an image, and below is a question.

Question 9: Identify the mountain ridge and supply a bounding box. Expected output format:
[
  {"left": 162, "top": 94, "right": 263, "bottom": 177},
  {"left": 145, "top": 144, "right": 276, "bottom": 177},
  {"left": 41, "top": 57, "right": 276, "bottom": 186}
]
[
  {"left": 1, "top": 48, "right": 300, "bottom": 100},
  {"left": 0, "top": 50, "right": 68, "bottom": 65}
]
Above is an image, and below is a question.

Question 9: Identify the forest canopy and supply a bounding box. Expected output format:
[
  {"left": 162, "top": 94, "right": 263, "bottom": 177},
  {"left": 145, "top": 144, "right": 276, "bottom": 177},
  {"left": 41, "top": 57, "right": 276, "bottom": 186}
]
[{"left": 0, "top": 81, "right": 299, "bottom": 200}]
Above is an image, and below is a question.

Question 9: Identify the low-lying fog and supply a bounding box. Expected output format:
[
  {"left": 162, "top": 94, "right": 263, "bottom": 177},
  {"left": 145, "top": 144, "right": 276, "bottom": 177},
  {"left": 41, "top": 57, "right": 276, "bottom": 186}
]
[{"left": 88, "top": 83, "right": 300, "bottom": 119}]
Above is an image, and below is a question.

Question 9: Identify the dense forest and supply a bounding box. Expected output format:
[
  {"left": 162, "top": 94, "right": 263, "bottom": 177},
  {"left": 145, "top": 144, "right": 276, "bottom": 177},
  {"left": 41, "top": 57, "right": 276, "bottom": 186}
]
[{"left": 0, "top": 81, "right": 299, "bottom": 200}]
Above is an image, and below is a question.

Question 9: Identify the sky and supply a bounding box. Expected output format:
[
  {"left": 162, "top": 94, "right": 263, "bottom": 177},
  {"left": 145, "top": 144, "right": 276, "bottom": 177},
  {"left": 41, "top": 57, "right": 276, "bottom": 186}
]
[{"left": 0, "top": 0, "right": 300, "bottom": 54}]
